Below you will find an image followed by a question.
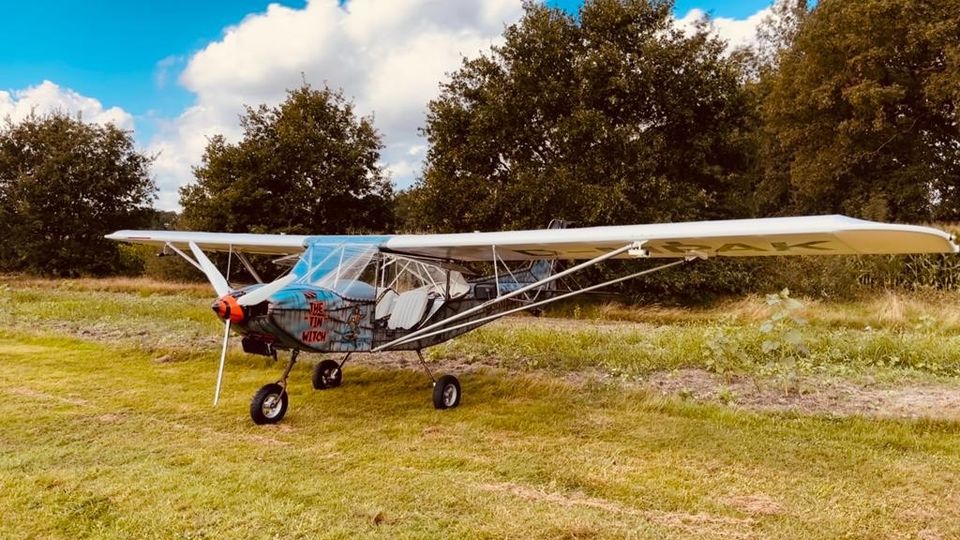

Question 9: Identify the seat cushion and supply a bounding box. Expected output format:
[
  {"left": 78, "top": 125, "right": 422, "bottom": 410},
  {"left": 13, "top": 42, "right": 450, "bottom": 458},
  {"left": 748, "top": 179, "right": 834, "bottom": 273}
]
[
  {"left": 375, "top": 289, "right": 399, "bottom": 320},
  {"left": 387, "top": 287, "right": 431, "bottom": 330}
]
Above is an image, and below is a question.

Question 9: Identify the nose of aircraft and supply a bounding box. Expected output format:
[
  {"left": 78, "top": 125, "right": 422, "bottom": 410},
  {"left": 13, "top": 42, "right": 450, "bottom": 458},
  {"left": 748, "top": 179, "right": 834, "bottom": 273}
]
[{"left": 212, "top": 294, "right": 245, "bottom": 324}]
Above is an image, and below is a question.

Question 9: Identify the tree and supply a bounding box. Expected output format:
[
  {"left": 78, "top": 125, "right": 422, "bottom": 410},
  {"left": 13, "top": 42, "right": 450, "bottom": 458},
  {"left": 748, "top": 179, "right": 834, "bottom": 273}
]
[
  {"left": 757, "top": 0, "right": 960, "bottom": 221},
  {"left": 408, "top": 0, "right": 753, "bottom": 232},
  {"left": 0, "top": 112, "right": 155, "bottom": 276},
  {"left": 180, "top": 84, "right": 393, "bottom": 235},
  {"left": 748, "top": 0, "right": 809, "bottom": 78}
]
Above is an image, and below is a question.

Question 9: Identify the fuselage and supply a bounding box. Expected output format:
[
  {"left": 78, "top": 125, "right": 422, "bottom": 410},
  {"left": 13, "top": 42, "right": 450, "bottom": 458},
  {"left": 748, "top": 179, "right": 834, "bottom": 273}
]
[{"left": 214, "top": 281, "right": 492, "bottom": 356}]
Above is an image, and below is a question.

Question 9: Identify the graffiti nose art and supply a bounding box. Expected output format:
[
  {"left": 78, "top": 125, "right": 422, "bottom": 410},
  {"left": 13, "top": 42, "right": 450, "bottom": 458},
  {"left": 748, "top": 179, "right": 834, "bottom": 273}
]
[{"left": 212, "top": 295, "right": 245, "bottom": 324}]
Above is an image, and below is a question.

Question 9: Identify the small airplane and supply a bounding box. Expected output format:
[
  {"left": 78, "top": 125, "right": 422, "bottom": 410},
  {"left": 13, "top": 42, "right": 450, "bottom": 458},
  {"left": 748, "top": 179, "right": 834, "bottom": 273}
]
[{"left": 107, "top": 215, "right": 957, "bottom": 424}]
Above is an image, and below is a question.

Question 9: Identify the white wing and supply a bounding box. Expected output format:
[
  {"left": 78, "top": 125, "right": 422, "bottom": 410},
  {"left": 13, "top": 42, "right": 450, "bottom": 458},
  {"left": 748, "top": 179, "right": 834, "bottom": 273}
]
[
  {"left": 107, "top": 215, "right": 957, "bottom": 262},
  {"left": 384, "top": 215, "right": 957, "bottom": 261},
  {"left": 105, "top": 230, "right": 312, "bottom": 255}
]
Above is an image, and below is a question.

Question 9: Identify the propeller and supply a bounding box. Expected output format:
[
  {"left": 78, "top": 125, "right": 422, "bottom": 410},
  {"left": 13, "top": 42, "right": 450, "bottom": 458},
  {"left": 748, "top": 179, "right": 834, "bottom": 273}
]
[
  {"left": 188, "top": 242, "right": 230, "bottom": 297},
  {"left": 186, "top": 242, "right": 296, "bottom": 405},
  {"left": 237, "top": 273, "right": 297, "bottom": 306}
]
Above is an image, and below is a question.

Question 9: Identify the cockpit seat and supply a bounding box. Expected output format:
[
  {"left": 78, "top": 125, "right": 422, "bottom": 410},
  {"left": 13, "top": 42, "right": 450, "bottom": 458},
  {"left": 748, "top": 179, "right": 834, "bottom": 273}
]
[
  {"left": 375, "top": 289, "right": 399, "bottom": 320},
  {"left": 387, "top": 287, "right": 432, "bottom": 330}
]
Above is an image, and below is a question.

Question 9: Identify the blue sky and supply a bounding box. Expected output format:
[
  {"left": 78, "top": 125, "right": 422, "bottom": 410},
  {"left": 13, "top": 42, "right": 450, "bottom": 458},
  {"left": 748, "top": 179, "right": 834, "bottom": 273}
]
[
  {"left": 0, "top": 1, "right": 304, "bottom": 126},
  {"left": 0, "top": 0, "right": 773, "bottom": 208}
]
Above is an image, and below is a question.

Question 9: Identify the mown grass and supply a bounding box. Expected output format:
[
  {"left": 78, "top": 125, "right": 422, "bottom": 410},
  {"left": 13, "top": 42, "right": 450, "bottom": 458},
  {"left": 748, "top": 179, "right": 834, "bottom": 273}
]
[
  {"left": 3, "top": 278, "right": 960, "bottom": 537},
  {"left": 2, "top": 332, "right": 960, "bottom": 538}
]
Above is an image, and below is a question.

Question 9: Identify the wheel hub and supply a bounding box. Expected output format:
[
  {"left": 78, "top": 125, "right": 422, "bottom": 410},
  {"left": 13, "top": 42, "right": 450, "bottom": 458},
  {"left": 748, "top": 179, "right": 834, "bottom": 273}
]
[
  {"left": 262, "top": 393, "right": 283, "bottom": 418},
  {"left": 443, "top": 384, "right": 457, "bottom": 406}
]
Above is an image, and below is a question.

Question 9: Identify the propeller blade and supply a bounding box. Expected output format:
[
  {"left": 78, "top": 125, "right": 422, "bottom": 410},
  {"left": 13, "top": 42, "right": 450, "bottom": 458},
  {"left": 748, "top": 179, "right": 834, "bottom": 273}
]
[
  {"left": 189, "top": 241, "right": 231, "bottom": 297},
  {"left": 237, "top": 273, "right": 297, "bottom": 306},
  {"left": 214, "top": 320, "right": 230, "bottom": 406}
]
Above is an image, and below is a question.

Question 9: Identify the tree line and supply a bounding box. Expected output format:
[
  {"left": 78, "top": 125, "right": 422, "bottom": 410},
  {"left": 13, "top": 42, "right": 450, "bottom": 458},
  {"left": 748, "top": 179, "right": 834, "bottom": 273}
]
[{"left": 1, "top": 0, "right": 957, "bottom": 280}]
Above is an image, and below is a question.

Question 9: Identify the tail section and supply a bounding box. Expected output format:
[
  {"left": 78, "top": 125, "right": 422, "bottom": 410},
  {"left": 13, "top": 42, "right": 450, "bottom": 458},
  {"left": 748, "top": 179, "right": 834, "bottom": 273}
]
[
  {"left": 469, "top": 219, "right": 570, "bottom": 299},
  {"left": 525, "top": 219, "right": 569, "bottom": 283},
  {"left": 492, "top": 219, "right": 569, "bottom": 295}
]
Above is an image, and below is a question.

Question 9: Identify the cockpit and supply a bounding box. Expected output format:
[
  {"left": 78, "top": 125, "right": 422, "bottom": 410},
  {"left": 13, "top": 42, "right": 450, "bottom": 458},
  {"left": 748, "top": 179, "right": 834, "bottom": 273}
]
[{"left": 291, "top": 241, "right": 470, "bottom": 331}]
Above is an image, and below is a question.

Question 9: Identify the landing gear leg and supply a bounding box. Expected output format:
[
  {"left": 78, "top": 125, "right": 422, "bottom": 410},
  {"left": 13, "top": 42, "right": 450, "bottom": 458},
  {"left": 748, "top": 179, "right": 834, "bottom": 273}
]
[
  {"left": 416, "top": 350, "right": 461, "bottom": 410},
  {"left": 250, "top": 349, "right": 299, "bottom": 425},
  {"left": 415, "top": 350, "right": 435, "bottom": 384}
]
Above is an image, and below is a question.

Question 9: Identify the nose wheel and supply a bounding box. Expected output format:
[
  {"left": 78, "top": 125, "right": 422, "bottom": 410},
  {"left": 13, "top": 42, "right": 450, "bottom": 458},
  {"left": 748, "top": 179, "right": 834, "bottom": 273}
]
[
  {"left": 250, "top": 349, "right": 298, "bottom": 425},
  {"left": 250, "top": 383, "right": 288, "bottom": 424}
]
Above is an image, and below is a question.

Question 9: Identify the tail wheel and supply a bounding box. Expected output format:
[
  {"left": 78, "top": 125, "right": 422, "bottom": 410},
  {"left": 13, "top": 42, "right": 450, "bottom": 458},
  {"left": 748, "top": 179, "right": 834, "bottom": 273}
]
[
  {"left": 312, "top": 359, "right": 343, "bottom": 390},
  {"left": 250, "top": 383, "right": 288, "bottom": 424},
  {"left": 432, "top": 375, "right": 461, "bottom": 409}
]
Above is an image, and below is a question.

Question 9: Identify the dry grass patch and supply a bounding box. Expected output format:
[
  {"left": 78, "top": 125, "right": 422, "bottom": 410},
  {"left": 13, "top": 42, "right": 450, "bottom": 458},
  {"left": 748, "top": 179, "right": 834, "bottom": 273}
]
[{"left": 1, "top": 275, "right": 210, "bottom": 297}]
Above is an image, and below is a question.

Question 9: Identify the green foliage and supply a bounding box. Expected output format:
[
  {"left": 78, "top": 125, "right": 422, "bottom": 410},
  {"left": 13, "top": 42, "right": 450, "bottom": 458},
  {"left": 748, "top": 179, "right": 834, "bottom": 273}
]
[
  {"left": 0, "top": 112, "right": 155, "bottom": 276},
  {"left": 755, "top": 0, "right": 960, "bottom": 220},
  {"left": 180, "top": 84, "right": 393, "bottom": 235},
  {"left": 408, "top": 0, "right": 753, "bottom": 232},
  {"left": 758, "top": 288, "right": 807, "bottom": 356}
]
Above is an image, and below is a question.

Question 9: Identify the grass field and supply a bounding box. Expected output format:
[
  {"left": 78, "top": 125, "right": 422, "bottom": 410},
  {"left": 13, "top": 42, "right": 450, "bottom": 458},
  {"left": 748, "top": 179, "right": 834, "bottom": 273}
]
[{"left": 2, "top": 278, "right": 960, "bottom": 538}]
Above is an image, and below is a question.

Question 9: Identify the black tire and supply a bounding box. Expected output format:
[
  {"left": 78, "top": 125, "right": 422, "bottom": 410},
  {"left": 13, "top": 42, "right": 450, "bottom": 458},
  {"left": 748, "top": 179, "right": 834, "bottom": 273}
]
[
  {"left": 432, "top": 374, "right": 461, "bottom": 410},
  {"left": 312, "top": 359, "right": 343, "bottom": 390},
  {"left": 250, "top": 383, "right": 288, "bottom": 424}
]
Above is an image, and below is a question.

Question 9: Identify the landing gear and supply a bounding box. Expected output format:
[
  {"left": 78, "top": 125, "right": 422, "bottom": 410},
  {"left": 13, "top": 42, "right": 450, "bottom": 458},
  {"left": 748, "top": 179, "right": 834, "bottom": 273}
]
[
  {"left": 432, "top": 374, "right": 461, "bottom": 409},
  {"left": 312, "top": 356, "right": 346, "bottom": 390},
  {"left": 250, "top": 349, "right": 298, "bottom": 425},
  {"left": 415, "top": 350, "right": 461, "bottom": 410},
  {"left": 250, "top": 383, "right": 288, "bottom": 424}
]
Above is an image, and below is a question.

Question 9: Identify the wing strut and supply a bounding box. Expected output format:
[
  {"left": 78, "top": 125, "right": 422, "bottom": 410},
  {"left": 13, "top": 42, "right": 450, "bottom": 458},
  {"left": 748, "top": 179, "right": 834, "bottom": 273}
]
[
  {"left": 163, "top": 242, "right": 204, "bottom": 272},
  {"left": 236, "top": 252, "right": 264, "bottom": 284}
]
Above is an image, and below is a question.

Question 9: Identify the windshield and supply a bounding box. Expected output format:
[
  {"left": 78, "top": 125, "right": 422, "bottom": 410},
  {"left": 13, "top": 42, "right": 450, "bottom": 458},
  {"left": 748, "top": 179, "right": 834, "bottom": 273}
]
[
  {"left": 291, "top": 242, "right": 469, "bottom": 300},
  {"left": 292, "top": 243, "right": 379, "bottom": 290}
]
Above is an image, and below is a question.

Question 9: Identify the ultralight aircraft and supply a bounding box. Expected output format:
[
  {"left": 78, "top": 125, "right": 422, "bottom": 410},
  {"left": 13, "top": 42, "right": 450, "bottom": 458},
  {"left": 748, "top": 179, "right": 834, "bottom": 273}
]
[{"left": 107, "top": 215, "right": 957, "bottom": 424}]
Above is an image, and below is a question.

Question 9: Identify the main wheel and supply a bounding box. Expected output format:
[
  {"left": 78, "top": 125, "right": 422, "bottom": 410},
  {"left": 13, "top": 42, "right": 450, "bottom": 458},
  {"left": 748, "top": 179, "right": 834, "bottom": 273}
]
[
  {"left": 250, "top": 383, "right": 288, "bottom": 424},
  {"left": 432, "top": 374, "right": 461, "bottom": 409},
  {"left": 312, "top": 359, "right": 343, "bottom": 390}
]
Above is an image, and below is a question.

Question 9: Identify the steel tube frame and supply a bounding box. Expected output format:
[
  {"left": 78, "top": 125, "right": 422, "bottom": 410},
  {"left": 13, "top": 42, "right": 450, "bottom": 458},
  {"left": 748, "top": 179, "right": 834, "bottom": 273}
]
[
  {"left": 380, "top": 258, "right": 687, "bottom": 350},
  {"left": 371, "top": 242, "right": 640, "bottom": 353}
]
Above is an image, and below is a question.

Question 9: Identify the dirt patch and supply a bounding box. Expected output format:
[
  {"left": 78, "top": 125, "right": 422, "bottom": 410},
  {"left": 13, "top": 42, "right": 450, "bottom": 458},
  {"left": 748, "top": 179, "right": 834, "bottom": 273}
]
[
  {"left": 6, "top": 386, "right": 88, "bottom": 406},
  {"left": 644, "top": 511, "right": 755, "bottom": 539},
  {"left": 479, "top": 481, "right": 631, "bottom": 514},
  {"left": 723, "top": 494, "right": 782, "bottom": 516},
  {"left": 642, "top": 369, "right": 960, "bottom": 421},
  {"left": 480, "top": 481, "right": 755, "bottom": 538}
]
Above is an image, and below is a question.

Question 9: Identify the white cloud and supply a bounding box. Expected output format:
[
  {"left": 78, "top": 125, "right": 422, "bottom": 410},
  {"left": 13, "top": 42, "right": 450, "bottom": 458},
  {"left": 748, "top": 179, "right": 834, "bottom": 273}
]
[
  {"left": 675, "top": 6, "right": 771, "bottom": 53},
  {"left": 150, "top": 0, "right": 523, "bottom": 210},
  {"left": 0, "top": 80, "right": 134, "bottom": 131},
  {"left": 153, "top": 56, "right": 183, "bottom": 89}
]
